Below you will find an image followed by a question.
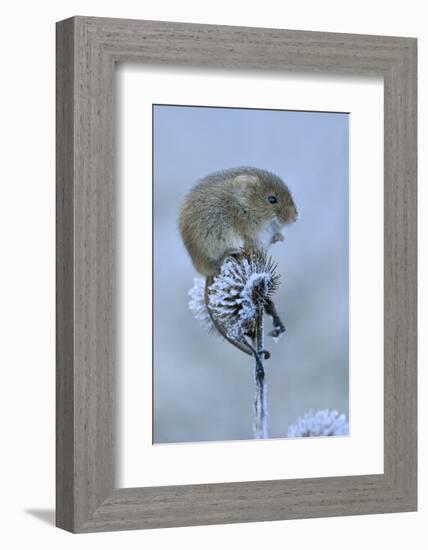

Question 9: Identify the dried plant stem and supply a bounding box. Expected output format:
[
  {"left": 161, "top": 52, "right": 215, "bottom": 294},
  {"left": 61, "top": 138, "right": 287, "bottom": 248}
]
[{"left": 253, "top": 306, "right": 268, "bottom": 439}]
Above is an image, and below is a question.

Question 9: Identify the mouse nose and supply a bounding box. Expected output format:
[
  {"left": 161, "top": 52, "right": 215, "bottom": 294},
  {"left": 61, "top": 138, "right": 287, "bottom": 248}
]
[
  {"left": 280, "top": 208, "right": 297, "bottom": 224},
  {"left": 289, "top": 208, "right": 298, "bottom": 223}
]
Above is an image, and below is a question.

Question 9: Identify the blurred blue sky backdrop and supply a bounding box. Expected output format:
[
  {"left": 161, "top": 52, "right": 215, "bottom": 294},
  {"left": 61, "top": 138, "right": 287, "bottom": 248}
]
[{"left": 153, "top": 104, "right": 349, "bottom": 444}]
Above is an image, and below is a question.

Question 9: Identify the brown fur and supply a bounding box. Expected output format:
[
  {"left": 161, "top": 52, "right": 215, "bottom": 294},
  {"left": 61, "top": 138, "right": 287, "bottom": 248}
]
[{"left": 179, "top": 167, "right": 297, "bottom": 276}]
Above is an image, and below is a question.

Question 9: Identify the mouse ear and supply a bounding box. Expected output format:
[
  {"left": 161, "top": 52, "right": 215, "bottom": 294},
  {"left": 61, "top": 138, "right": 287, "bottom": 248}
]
[
  {"left": 231, "top": 174, "right": 258, "bottom": 208},
  {"left": 232, "top": 174, "right": 258, "bottom": 191}
]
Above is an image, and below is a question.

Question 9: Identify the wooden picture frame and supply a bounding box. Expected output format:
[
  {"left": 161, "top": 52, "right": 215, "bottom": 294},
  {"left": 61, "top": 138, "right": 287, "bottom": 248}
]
[{"left": 56, "top": 16, "right": 417, "bottom": 533}]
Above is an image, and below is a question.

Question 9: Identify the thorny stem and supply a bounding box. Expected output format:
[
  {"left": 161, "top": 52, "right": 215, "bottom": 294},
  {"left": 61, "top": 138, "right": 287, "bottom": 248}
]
[{"left": 253, "top": 306, "right": 268, "bottom": 439}]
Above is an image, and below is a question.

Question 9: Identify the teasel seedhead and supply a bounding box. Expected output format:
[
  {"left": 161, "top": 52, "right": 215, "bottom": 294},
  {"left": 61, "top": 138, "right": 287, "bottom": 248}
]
[
  {"left": 287, "top": 409, "right": 349, "bottom": 438},
  {"left": 205, "top": 249, "right": 280, "bottom": 341}
]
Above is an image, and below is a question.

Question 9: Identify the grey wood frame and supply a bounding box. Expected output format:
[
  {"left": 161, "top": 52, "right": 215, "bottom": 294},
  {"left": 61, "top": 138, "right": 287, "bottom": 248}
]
[{"left": 56, "top": 16, "right": 417, "bottom": 533}]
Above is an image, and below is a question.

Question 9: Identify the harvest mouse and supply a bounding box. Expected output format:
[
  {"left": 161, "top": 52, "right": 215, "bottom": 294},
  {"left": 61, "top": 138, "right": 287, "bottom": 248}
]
[{"left": 179, "top": 167, "right": 297, "bottom": 361}]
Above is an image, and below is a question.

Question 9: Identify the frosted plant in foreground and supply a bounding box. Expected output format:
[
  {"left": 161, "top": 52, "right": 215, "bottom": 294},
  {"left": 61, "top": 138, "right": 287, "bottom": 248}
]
[
  {"left": 188, "top": 250, "right": 282, "bottom": 439},
  {"left": 287, "top": 409, "right": 349, "bottom": 438},
  {"left": 189, "top": 265, "right": 348, "bottom": 442}
]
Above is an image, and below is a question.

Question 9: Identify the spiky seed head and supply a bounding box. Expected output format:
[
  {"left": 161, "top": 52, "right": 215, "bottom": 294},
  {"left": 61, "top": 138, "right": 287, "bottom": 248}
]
[
  {"left": 207, "top": 249, "right": 280, "bottom": 341},
  {"left": 287, "top": 409, "right": 349, "bottom": 438}
]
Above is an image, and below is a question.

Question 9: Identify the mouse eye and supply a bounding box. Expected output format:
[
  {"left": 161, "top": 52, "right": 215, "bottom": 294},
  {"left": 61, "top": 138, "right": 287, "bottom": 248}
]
[{"left": 267, "top": 195, "right": 277, "bottom": 204}]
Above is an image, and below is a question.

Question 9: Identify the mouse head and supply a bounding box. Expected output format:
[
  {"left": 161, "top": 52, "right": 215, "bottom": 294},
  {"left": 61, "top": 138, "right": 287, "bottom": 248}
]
[{"left": 232, "top": 169, "right": 298, "bottom": 226}]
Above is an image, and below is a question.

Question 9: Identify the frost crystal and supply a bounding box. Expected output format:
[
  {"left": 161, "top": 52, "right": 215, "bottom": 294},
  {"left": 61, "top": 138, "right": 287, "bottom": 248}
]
[
  {"left": 208, "top": 251, "right": 280, "bottom": 340},
  {"left": 287, "top": 409, "right": 349, "bottom": 438},
  {"left": 188, "top": 277, "right": 215, "bottom": 332}
]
